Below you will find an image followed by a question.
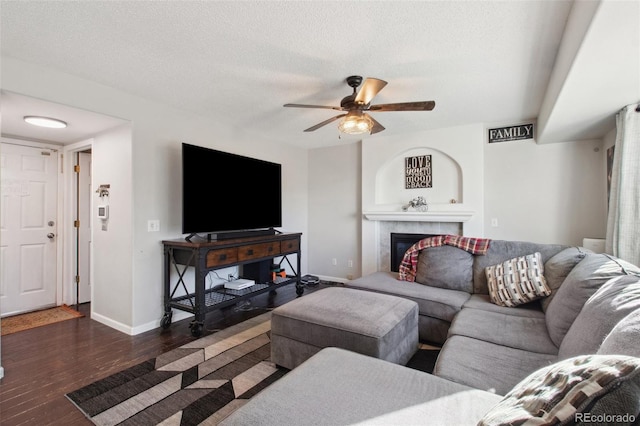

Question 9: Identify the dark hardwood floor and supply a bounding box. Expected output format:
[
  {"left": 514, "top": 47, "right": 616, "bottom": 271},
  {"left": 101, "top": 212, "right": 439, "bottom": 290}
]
[{"left": 0, "top": 282, "right": 324, "bottom": 425}]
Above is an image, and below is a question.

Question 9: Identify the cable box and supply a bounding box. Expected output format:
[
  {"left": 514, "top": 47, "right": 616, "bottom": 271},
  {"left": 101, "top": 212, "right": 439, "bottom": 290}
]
[{"left": 224, "top": 279, "right": 255, "bottom": 290}]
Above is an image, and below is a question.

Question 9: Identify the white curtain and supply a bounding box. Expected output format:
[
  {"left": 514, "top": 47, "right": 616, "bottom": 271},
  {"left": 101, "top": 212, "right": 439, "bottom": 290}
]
[{"left": 605, "top": 103, "right": 640, "bottom": 266}]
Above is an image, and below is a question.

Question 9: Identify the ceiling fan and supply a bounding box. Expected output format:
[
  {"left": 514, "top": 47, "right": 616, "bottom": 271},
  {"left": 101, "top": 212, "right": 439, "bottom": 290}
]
[{"left": 283, "top": 75, "right": 435, "bottom": 135}]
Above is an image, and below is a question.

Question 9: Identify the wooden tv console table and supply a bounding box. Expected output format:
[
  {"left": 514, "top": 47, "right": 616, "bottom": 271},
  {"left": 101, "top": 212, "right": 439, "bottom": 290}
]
[{"left": 161, "top": 232, "right": 302, "bottom": 336}]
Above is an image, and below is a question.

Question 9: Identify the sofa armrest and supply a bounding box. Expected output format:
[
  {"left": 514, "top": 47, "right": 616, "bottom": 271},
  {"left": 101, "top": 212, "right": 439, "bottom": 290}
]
[{"left": 220, "top": 347, "right": 502, "bottom": 425}]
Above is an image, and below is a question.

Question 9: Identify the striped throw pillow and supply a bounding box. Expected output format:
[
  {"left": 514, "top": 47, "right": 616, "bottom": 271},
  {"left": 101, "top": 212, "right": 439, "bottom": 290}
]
[{"left": 485, "top": 252, "right": 551, "bottom": 307}]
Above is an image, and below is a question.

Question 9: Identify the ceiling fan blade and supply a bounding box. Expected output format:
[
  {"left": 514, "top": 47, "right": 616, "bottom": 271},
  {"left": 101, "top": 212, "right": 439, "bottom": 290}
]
[
  {"left": 369, "top": 101, "right": 435, "bottom": 112},
  {"left": 303, "top": 114, "right": 347, "bottom": 132},
  {"left": 284, "top": 103, "right": 343, "bottom": 111},
  {"left": 354, "top": 78, "right": 388, "bottom": 105},
  {"left": 368, "top": 115, "right": 386, "bottom": 134}
]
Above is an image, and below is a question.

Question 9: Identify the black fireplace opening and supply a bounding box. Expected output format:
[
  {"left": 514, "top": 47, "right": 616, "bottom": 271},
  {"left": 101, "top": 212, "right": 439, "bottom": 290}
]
[{"left": 390, "top": 233, "right": 440, "bottom": 272}]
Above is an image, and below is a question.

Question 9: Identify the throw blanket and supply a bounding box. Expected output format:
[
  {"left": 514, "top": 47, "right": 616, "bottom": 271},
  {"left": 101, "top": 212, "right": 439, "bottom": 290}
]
[{"left": 398, "top": 235, "right": 491, "bottom": 282}]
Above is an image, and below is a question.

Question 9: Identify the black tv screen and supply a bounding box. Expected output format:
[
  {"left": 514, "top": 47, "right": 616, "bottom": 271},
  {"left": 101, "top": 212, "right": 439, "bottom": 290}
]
[{"left": 182, "top": 143, "right": 282, "bottom": 236}]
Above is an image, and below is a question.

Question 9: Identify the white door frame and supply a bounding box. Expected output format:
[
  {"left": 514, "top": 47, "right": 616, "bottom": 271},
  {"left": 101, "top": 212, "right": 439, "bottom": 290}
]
[
  {"left": 1, "top": 137, "right": 96, "bottom": 309},
  {"left": 62, "top": 139, "right": 94, "bottom": 306},
  {"left": 0, "top": 137, "right": 65, "bottom": 311}
]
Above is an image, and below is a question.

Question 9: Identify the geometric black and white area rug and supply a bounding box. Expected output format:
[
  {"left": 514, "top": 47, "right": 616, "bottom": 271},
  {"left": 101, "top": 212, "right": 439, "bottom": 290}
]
[{"left": 66, "top": 312, "right": 284, "bottom": 426}]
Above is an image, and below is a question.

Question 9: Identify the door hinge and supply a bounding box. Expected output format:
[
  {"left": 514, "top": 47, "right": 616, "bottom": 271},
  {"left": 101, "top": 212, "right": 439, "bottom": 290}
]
[
  {"left": 74, "top": 220, "right": 80, "bottom": 228},
  {"left": 74, "top": 165, "right": 80, "bottom": 173},
  {"left": 75, "top": 275, "right": 80, "bottom": 284}
]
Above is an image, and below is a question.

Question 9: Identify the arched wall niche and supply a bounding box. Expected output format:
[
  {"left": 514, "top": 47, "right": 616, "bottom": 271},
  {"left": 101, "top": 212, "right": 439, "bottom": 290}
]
[
  {"left": 361, "top": 124, "right": 484, "bottom": 276},
  {"left": 374, "top": 147, "right": 463, "bottom": 208}
]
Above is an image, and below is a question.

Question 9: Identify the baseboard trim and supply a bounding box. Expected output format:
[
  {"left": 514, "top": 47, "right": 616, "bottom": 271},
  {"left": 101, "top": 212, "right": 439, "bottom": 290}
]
[
  {"left": 91, "top": 311, "right": 134, "bottom": 335},
  {"left": 92, "top": 310, "right": 194, "bottom": 336},
  {"left": 130, "top": 310, "right": 194, "bottom": 335}
]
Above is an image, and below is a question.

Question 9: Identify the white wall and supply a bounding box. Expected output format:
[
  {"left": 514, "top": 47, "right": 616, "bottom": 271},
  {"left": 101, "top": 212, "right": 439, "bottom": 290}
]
[
  {"left": 307, "top": 142, "right": 361, "bottom": 280},
  {"left": 484, "top": 137, "right": 606, "bottom": 244},
  {"left": 537, "top": 0, "right": 639, "bottom": 144},
  {"left": 91, "top": 124, "right": 134, "bottom": 329},
  {"left": 1, "top": 57, "right": 309, "bottom": 334},
  {"left": 537, "top": 0, "right": 600, "bottom": 143}
]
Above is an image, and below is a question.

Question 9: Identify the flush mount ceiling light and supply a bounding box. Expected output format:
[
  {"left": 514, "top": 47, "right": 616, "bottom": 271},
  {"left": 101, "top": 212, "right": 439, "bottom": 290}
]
[
  {"left": 337, "top": 110, "right": 373, "bottom": 135},
  {"left": 23, "top": 116, "right": 68, "bottom": 129}
]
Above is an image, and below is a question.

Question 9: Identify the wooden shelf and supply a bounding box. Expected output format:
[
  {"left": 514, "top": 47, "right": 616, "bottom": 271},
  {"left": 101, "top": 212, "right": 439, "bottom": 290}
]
[{"left": 162, "top": 232, "right": 302, "bottom": 336}]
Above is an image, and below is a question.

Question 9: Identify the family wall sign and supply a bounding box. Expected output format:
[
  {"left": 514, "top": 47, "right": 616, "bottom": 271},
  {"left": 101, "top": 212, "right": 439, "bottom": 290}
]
[{"left": 488, "top": 123, "right": 534, "bottom": 143}]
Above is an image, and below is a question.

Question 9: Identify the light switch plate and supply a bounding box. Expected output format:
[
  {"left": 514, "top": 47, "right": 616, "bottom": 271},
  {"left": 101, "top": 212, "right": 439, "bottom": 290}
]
[{"left": 148, "top": 219, "right": 160, "bottom": 232}]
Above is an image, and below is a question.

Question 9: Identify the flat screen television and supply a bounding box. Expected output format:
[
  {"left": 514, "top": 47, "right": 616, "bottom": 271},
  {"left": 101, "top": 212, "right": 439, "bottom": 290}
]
[{"left": 182, "top": 143, "right": 282, "bottom": 240}]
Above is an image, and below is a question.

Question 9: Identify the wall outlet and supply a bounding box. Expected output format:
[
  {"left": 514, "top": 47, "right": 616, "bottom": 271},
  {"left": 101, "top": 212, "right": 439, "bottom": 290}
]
[
  {"left": 147, "top": 219, "right": 160, "bottom": 232},
  {"left": 331, "top": 258, "right": 337, "bottom": 266},
  {"left": 490, "top": 218, "right": 499, "bottom": 227},
  {"left": 348, "top": 259, "right": 353, "bottom": 268}
]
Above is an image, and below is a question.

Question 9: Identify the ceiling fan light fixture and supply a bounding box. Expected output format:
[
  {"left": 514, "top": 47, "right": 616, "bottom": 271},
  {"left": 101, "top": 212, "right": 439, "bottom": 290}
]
[
  {"left": 284, "top": 75, "right": 434, "bottom": 134},
  {"left": 23, "top": 116, "right": 67, "bottom": 129},
  {"left": 338, "top": 111, "right": 372, "bottom": 135}
]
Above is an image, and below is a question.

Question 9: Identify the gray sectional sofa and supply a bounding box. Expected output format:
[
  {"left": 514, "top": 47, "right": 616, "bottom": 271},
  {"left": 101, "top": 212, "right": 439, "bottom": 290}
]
[
  {"left": 347, "top": 240, "right": 640, "bottom": 394},
  {"left": 347, "top": 239, "right": 571, "bottom": 345},
  {"left": 222, "top": 238, "right": 640, "bottom": 425}
]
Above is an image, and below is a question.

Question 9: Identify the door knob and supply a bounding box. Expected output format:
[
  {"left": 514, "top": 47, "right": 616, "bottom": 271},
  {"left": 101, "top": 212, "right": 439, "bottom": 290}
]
[{"left": 47, "top": 233, "right": 55, "bottom": 239}]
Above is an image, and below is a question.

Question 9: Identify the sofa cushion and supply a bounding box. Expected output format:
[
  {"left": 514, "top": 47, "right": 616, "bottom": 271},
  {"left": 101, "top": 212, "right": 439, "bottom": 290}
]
[
  {"left": 559, "top": 274, "right": 640, "bottom": 359},
  {"left": 478, "top": 355, "right": 640, "bottom": 426},
  {"left": 433, "top": 335, "right": 557, "bottom": 395},
  {"left": 463, "top": 294, "right": 545, "bottom": 319},
  {"left": 346, "top": 271, "right": 470, "bottom": 322},
  {"left": 541, "top": 246, "right": 590, "bottom": 312},
  {"left": 545, "top": 253, "right": 640, "bottom": 347},
  {"left": 598, "top": 309, "right": 640, "bottom": 358},
  {"left": 485, "top": 252, "right": 551, "bottom": 307},
  {"left": 415, "top": 245, "right": 474, "bottom": 292},
  {"left": 448, "top": 308, "right": 558, "bottom": 355},
  {"left": 472, "top": 240, "right": 566, "bottom": 294},
  {"left": 220, "top": 347, "right": 503, "bottom": 426}
]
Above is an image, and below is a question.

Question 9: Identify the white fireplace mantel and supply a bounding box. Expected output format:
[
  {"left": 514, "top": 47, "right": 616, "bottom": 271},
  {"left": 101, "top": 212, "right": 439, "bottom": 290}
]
[{"left": 363, "top": 210, "right": 475, "bottom": 223}]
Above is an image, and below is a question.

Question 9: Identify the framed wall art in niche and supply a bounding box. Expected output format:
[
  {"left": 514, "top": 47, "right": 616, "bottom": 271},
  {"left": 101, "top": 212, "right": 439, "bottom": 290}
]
[{"left": 405, "top": 155, "right": 432, "bottom": 189}]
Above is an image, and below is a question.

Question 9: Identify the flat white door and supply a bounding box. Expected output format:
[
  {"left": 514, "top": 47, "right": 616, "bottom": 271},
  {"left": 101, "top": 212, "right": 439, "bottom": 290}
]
[
  {"left": 78, "top": 152, "right": 91, "bottom": 303},
  {"left": 0, "top": 143, "right": 58, "bottom": 316}
]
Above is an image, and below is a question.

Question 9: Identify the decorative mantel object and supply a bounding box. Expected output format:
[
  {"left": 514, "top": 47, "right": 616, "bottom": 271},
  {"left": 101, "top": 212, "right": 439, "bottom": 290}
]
[
  {"left": 402, "top": 196, "right": 428, "bottom": 212},
  {"left": 405, "top": 155, "right": 432, "bottom": 189}
]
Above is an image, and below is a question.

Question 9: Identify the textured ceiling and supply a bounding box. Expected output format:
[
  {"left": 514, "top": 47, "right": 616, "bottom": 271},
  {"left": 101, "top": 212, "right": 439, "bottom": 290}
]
[{"left": 1, "top": 1, "right": 636, "bottom": 148}]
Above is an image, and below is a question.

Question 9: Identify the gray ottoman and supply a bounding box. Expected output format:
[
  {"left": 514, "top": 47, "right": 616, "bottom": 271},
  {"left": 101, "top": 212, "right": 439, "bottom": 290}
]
[{"left": 271, "top": 287, "right": 419, "bottom": 369}]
